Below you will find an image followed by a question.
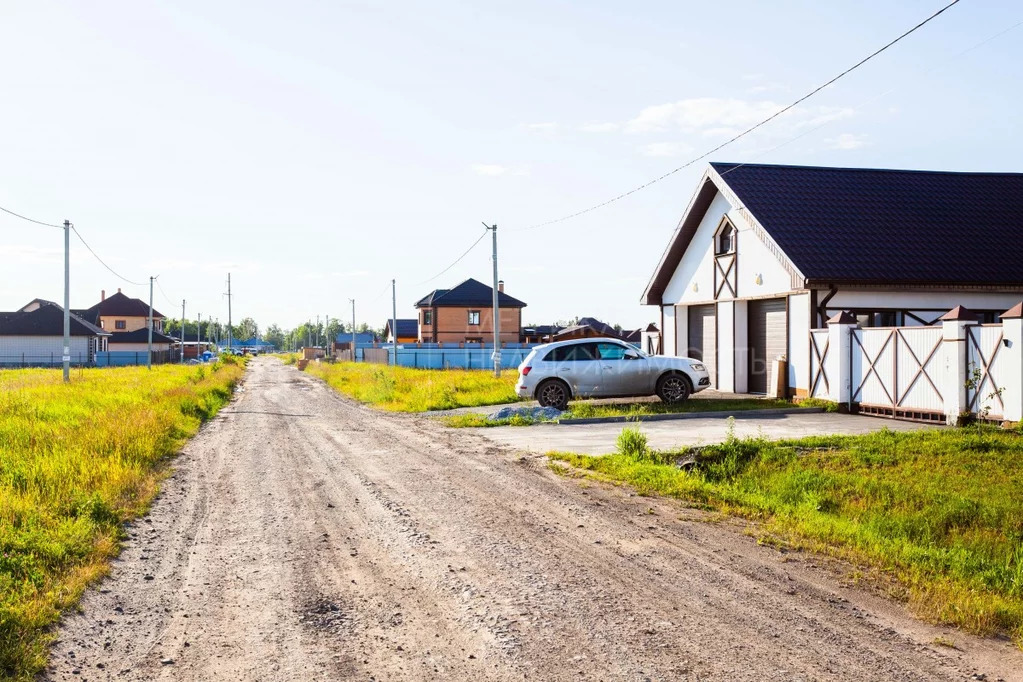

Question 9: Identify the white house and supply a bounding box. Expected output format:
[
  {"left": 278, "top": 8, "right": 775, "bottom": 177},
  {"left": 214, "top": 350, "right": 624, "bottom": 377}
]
[
  {"left": 642, "top": 163, "right": 1023, "bottom": 397},
  {"left": 0, "top": 300, "right": 110, "bottom": 366}
]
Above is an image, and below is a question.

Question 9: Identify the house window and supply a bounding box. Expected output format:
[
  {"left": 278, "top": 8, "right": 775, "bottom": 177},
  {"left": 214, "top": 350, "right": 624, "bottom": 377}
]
[
  {"left": 716, "top": 221, "right": 735, "bottom": 255},
  {"left": 468, "top": 310, "right": 480, "bottom": 325},
  {"left": 115, "top": 320, "right": 126, "bottom": 330},
  {"left": 423, "top": 310, "right": 432, "bottom": 325}
]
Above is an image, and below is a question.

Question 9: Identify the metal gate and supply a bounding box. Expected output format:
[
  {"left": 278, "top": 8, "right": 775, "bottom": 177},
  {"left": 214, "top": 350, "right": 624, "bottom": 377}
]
[
  {"left": 749, "top": 298, "right": 786, "bottom": 394},
  {"left": 808, "top": 329, "right": 829, "bottom": 399}
]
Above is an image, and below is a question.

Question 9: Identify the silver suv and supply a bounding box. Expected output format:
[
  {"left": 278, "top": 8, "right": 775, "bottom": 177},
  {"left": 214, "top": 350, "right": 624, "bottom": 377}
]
[{"left": 515, "top": 337, "right": 710, "bottom": 410}]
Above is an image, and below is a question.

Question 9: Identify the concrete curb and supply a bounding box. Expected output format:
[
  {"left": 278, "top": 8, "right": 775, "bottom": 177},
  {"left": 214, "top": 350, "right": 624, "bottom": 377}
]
[{"left": 558, "top": 407, "right": 824, "bottom": 425}]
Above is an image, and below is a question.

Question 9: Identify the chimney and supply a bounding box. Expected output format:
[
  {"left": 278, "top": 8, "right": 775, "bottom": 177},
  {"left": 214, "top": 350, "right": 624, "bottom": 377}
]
[
  {"left": 498, "top": 280, "right": 505, "bottom": 293},
  {"left": 101, "top": 289, "right": 106, "bottom": 301},
  {"left": 117, "top": 287, "right": 121, "bottom": 294}
]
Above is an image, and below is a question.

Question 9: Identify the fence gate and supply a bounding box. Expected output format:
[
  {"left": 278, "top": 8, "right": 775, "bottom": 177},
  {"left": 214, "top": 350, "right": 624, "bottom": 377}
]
[
  {"left": 966, "top": 324, "right": 1006, "bottom": 419},
  {"left": 850, "top": 326, "right": 944, "bottom": 421},
  {"left": 808, "top": 329, "right": 830, "bottom": 399}
]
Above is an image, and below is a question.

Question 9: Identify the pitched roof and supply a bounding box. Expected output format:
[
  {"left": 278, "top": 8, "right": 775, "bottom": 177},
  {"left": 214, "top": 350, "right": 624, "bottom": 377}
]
[
  {"left": 386, "top": 319, "right": 419, "bottom": 337},
  {"left": 80, "top": 291, "right": 164, "bottom": 322},
  {"left": 0, "top": 303, "right": 110, "bottom": 337},
  {"left": 643, "top": 163, "right": 1023, "bottom": 303},
  {"left": 416, "top": 278, "right": 526, "bottom": 308},
  {"left": 107, "top": 328, "right": 176, "bottom": 344}
]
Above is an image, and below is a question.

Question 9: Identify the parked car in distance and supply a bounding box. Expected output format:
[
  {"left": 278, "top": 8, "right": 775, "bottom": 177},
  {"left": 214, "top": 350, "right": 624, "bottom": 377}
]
[{"left": 515, "top": 337, "right": 710, "bottom": 410}]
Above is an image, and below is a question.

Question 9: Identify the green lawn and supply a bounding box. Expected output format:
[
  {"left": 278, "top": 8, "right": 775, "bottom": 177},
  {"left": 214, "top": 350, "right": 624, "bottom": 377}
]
[
  {"left": 302, "top": 361, "right": 519, "bottom": 412},
  {"left": 550, "top": 425, "right": 1023, "bottom": 646}
]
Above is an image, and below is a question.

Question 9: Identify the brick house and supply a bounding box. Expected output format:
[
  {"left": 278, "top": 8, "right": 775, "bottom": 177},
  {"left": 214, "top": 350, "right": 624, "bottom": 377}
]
[
  {"left": 415, "top": 278, "right": 526, "bottom": 344},
  {"left": 75, "top": 289, "right": 165, "bottom": 333}
]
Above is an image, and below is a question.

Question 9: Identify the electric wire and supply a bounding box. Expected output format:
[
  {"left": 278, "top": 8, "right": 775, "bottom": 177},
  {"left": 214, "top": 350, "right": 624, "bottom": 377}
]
[
  {"left": 418, "top": 229, "right": 488, "bottom": 285},
  {"left": 0, "top": 204, "right": 64, "bottom": 229},
  {"left": 517, "top": 0, "right": 964, "bottom": 231},
  {"left": 70, "top": 226, "right": 146, "bottom": 286}
]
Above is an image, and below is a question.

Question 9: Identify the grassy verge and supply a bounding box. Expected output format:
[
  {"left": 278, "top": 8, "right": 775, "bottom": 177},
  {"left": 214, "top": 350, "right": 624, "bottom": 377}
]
[
  {"left": 549, "top": 424, "right": 1023, "bottom": 645},
  {"left": 302, "top": 362, "right": 519, "bottom": 412},
  {"left": 0, "top": 358, "right": 245, "bottom": 680},
  {"left": 443, "top": 396, "right": 825, "bottom": 427}
]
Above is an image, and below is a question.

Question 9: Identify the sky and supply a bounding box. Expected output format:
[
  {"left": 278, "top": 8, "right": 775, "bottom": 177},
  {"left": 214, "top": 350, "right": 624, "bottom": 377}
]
[{"left": 1, "top": 0, "right": 1021, "bottom": 333}]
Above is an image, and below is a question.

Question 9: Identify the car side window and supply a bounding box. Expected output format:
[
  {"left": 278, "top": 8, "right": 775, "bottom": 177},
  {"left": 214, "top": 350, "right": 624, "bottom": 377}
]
[
  {"left": 595, "top": 343, "right": 626, "bottom": 360},
  {"left": 544, "top": 343, "right": 598, "bottom": 362}
]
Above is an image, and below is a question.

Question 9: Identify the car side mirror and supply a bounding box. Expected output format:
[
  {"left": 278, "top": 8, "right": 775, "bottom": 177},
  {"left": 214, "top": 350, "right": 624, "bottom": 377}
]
[{"left": 624, "top": 350, "right": 640, "bottom": 360}]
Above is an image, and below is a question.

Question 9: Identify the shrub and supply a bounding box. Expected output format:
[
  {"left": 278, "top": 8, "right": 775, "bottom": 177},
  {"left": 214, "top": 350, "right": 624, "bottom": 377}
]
[{"left": 616, "top": 427, "right": 649, "bottom": 460}]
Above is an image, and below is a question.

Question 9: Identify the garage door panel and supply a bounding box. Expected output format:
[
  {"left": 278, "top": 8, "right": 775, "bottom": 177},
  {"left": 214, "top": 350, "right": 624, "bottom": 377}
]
[
  {"left": 688, "top": 305, "right": 716, "bottom": 388},
  {"left": 749, "top": 298, "right": 786, "bottom": 394}
]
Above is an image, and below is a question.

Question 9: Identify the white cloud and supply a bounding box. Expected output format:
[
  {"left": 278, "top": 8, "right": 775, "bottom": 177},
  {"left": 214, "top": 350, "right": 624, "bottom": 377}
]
[
  {"left": 826, "top": 133, "right": 869, "bottom": 150},
  {"left": 625, "top": 97, "right": 852, "bottom": 136},
  {"left": 524, "top": 122, "right": 557, "bottom": 134},
  {"left": 580, "top": 121, "right": 619, "bottom": 133},
  {"left": 639, "top": 142, "right": 692, "bottom": 158},
  {"left": 471, "top": 164, "right": 508, "bottom": 177}
]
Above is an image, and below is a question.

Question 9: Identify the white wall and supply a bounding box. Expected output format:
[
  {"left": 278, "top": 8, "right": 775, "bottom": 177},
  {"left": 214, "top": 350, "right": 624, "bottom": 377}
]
[
  {"left": 662, "top": 191, "right": 794, "bottom": 306},
  {"left": 674, "top": 305, "right": 687, "bottom": 357},
  {"left": 788, "top": 292, "right": 811, "bottom": 391},
  {"left": 828, "top": 291, "right": 1022, "bottom": 319},
  {"left": 110, "top": 342, "right": 172, "bottom": 352},
  {"left": 661, "top": 305, "right": 675, "bottom": 356},
  {"left": 0, "top": 335, "right": 91, "bottom": 360},
  {"left": 734, "top": 299, "right": 749, "bottom": 393}
]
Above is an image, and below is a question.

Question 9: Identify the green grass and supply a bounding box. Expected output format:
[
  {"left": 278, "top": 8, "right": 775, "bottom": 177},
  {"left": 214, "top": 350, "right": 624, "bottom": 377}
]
[
  {"left": 302, "top": 361, "right": 519, "bottom": 412},
  {"left": 0, "top": 358, "right": 245, "bottom": 680},
  {"left": 443, "top": 397, "right": 810, "bottom": 428},
  {"left": 550, "top": 426, "right": 1023, "bottom": 646},
  {"left": 565, "top": 397, "right": 801, "bottom": 420}
]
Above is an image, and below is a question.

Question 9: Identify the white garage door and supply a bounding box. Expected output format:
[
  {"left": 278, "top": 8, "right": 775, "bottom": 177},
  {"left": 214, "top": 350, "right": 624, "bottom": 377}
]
[
  {"left": 687, "top": 304, "right": 716, "bottom": 388},
  {"left": 748, "top": 298, "right": 787, "bottom": 394}
]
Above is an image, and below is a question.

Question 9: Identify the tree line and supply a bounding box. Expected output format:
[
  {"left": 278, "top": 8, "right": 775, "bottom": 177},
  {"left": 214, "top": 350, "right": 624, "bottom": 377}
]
[{"left": 163, "top": 316, "right": 384, "bottom": 350}]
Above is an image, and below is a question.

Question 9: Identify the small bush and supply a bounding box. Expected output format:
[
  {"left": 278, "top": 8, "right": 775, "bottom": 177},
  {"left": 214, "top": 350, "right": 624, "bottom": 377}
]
[{"left": 616, "top": 427, "right": 649, "bottom": 460}]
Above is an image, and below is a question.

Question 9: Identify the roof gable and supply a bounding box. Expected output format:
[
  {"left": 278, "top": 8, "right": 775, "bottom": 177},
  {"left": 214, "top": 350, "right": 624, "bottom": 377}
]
[
  {"left": 81, "top": 291, "right": 164, "bottom": 321},
  {"left": 643, "top": 163, "right": 1023, "bottom": 304},
  {"left": 415, "top": 278, "right": 527, "bottom": 308},
  {"left": 0, "top": 305, "right": 110, "bottom": 337}
]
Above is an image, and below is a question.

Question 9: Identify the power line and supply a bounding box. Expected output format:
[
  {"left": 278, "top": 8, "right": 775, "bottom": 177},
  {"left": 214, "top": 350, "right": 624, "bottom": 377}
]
[
  {"left": 518, "top": 0, "right": 963, "bottom": 231},
  {"left": 70, "top": 225, "right": 146, "bottom": 286},
  {"left": 418, "top": 228, "right": 488, "bottom": 285},
  {"left": 0, "top": 203, "right": 64, "bottom": 229},
  {"left": 155, "top": 276, "right": 177, "bottom": 308}
]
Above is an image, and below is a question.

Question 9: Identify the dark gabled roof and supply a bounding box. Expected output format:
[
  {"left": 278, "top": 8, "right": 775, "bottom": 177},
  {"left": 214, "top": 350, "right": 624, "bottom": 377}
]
[
  {"left": 712, "top": 162, "right": 1023, "bottom": 287},
  {"left": 386, "top": 319, "right": 419, "bottom": 337},
  {"left": 643, "top": 163, "right": 1023, "bottom": 304},
  {"left": 107, "top": 328, "right": 176, "bottom": 344},
  {"left": 0, "top": 304, "right": 110, "bottom": 337},
  {"left": 335, "top": 331, "right": 378, "bottom": 344},
  {"left": 415, "top": 278, "right": 526, "bottom": 308},
  {"left": 522, "top": 324, "right": 563, "bottom": 336},
  {"left": 80, "top": 291, "right": 164, "bottom": 323}
]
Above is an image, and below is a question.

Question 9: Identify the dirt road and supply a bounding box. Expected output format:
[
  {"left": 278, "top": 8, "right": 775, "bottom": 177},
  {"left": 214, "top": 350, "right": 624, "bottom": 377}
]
[{"left": 45, "top": 358, "right": 1021, "bottom": 681}]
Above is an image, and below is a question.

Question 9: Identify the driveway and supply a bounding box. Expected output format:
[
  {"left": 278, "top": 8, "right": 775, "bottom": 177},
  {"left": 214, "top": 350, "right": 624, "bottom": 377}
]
[{"left": 471, "top": 412, "right": 936, "bottom": 454}]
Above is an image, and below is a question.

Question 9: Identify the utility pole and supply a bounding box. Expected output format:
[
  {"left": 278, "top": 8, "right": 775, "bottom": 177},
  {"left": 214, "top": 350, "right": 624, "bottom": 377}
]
[
  {"left": 226, "top": 273, "right": 233, "bottom": 353},
  {"left": 316, "top": 315, "right": 320, "bottom": 347},
  {"left": 180, "top": 299, "right": 186, "bottom": 363},
  {"left": 62, "top": 220, "right": 70, "bottom": 382},
  {"left": 325, "top": 315, "right": 330, "bottom": 354},
  {"left": 391, "top": 279, "right": 398, "bottom": 367},
  {"left": 197, "top": 313, "right": 201, "bottom": 358},
  {"left": 147, "top": 276, "right": 155, "bottom": 370},
  {"left": 483, "top": 223, "right": 501, "bottom": 377},
  {"left": 350, "top": 298, "right": 356, "bottom": 363},
  {"left": 307, "top": 320, "right": 311, "bottom": 348}
]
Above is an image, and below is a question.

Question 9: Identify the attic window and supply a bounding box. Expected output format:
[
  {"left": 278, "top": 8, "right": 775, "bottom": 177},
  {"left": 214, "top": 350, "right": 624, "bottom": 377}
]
[
  {"left": 716, "top": 220, "right": 735, "bottom": 255},
  {"left": 423, "top": 310, "right": 432, "bottom": 325},
  {"left": 115, "top": 320, "right": 126, "bottom": 330}
]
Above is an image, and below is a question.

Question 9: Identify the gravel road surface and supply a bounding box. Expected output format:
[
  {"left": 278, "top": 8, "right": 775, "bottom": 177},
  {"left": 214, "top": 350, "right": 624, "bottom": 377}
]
[{"left": 45, "top": 358, "right": 1022, "bottom": 681}]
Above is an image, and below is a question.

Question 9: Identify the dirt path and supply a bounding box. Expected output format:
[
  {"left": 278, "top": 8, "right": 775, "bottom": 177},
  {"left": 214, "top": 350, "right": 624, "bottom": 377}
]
[{"left": 45, "top": 358, "right": 1022, "bottom": 681}]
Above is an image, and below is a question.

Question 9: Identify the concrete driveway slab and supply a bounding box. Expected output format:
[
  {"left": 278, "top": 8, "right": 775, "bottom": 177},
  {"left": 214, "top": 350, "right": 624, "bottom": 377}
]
[{"left": 470, "top": 412, "right": 936, "bottom": 454}]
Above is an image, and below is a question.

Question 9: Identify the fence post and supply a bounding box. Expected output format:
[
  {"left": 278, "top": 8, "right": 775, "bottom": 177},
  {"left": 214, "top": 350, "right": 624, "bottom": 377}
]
[
  {"left": 825, "top": 311, "right": 856, "bottom": 407},
  {"left": 940, "top": 305, "right": 975, "bottom": 425},
  {"left": 1000, "top": 302, "right": 1023, "bottom": 424}
]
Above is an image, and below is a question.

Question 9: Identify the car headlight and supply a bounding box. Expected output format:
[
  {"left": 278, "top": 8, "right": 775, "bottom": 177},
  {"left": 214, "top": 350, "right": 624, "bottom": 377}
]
[{"left": 690, "top": 363, "right": 706, "bottom": 371}]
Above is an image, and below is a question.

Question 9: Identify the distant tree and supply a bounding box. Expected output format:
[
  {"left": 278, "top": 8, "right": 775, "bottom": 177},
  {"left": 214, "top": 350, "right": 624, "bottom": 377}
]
[
  {"left": 264, "top": 324, "right": 285, "bottom": 350},
  {"left": 235, "top": 317, "right": 259, "bottom": 340}
]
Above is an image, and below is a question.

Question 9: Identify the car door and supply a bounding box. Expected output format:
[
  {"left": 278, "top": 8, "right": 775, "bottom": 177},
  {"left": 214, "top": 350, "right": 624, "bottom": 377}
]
[
  {"left": 595, "top": 342, "right": 650, "bottom": 396},
  {"left": 551, "top": 342, "right": 603, "bottom": 397}
]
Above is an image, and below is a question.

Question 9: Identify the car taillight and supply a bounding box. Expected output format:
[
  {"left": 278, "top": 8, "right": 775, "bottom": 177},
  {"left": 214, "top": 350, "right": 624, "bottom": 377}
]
[{"left": 521, "top": 366, "right": 532, "bottom": 376}]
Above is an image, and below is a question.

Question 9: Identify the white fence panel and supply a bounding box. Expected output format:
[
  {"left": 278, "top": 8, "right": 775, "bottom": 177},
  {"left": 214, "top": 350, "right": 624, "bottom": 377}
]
[
  {"left": 808, "top": 329, "right": 830, "bottom": 399},
  {"left": 894, "top": 327, "right": 945, "bottom": 414},
  {"left": 967, "top": 325, "right": 1008, "bottom": 419}
]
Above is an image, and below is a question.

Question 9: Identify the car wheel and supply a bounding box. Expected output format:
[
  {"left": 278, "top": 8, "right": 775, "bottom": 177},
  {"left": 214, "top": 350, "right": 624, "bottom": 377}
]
[
  {"left": 656, "top": 372, "right": 692, "bottom": 404},
  {"left": 536, "top": 379, "right": 570, "bottom": 410}
]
